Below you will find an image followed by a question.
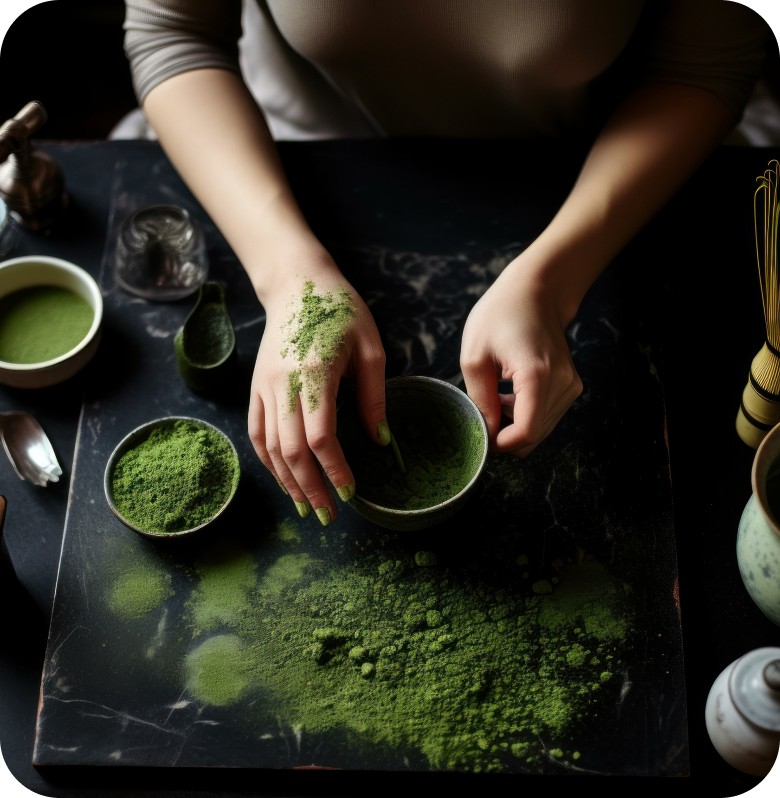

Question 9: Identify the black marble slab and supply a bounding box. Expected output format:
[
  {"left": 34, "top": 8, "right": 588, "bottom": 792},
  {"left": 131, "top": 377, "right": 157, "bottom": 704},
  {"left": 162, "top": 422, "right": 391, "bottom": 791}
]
[
  {"left": 1, "top": 139, "right": 779, "bottom": 797},
  {"left": 15, "top": 140, "right": 683, "bottom": 776}
]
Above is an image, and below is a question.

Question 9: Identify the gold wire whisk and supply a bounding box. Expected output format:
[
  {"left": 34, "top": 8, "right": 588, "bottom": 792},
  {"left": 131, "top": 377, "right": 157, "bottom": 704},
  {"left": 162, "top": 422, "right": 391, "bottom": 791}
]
[{"left": 736, "top": 159, "right": 780, "bottom": 448}]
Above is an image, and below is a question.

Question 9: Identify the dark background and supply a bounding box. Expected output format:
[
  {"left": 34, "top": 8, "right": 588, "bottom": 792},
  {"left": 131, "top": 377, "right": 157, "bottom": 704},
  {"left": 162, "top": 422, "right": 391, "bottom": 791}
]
[
  {"left": 1, "top": 3, "right": 780, "bottom": 798},
  {"left": 0, "top": 0, "right": 136, "bottom": 140},
  {"left": 0, "top": 0, "right": 779, "bottom": 142}
]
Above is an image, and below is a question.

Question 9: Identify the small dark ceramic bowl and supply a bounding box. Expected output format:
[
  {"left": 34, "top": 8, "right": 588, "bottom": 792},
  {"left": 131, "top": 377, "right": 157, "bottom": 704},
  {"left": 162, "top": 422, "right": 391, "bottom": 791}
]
[
  {"left": 104, "top": 416, "right": 240, "bottom": 539},
  {"left": 339, "top": 376, "right": 488, "bottom": 531}
]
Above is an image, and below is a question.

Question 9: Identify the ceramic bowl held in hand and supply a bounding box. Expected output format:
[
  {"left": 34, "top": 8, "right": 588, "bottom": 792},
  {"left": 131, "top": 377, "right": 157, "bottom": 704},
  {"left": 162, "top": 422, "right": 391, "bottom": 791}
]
[
  {"left": 338, "top": 376, "right": 488, "bottom": 531},
  {"left": 0, "top": 255, "right": 103, "bottom": 389},
  {"left": 104, "top": 416, "right": 241, "bottom": 539}
]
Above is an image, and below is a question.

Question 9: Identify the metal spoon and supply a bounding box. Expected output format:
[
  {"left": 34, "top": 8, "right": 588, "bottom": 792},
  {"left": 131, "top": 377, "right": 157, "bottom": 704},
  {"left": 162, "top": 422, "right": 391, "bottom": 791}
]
[{"left": 0, "top": 411, "right": 62, "bottom": 486}]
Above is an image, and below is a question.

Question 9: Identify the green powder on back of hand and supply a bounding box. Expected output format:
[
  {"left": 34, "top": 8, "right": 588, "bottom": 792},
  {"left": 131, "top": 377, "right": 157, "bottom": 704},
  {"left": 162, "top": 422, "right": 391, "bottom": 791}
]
[
  {"left": 0, "top": 285, "right": 93, "bottom": 363},
  {"left": 281, "top": 279, "right": 355, "bottom": 413},
  {"left": 110, "top": 419, "right": 240, "bottom": 534}
]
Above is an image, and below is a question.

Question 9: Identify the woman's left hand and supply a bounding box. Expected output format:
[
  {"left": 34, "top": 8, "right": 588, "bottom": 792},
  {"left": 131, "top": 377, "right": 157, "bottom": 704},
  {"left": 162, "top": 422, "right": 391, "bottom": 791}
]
[{"left": 460, "top": 259, "right": 583, "bottom": 458}]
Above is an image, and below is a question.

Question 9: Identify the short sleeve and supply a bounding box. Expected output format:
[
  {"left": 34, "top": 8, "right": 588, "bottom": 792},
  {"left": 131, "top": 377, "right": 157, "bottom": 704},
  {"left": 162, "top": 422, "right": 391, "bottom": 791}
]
[
  {"left": 123, "top": 0, "right": 244, "bottom": 103},
  {"left": 641, "top": 0, "right": 772, "bottom": 117}
]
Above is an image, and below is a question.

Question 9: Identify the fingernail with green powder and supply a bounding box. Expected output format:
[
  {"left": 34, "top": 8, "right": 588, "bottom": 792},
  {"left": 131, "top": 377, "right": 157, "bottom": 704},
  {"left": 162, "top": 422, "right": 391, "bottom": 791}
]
[
  {"left": 294, "top": 500, "right": 310, "bottom": 519},
  {"left": 315, "top": 507, "right": 331, "bottom": 527},
  {"left": 377, "top": 420, "right": 391, "bottom": 446},
  {"left": 336, "top": 483, "right": 355, "bottom": 502},
  {"left": 276, "top": 479, "right": 288, "bottom": 495}
]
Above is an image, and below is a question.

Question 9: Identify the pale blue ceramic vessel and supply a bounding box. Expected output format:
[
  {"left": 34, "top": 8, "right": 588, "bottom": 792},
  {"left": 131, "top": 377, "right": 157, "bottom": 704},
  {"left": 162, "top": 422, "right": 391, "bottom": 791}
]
[{"left": 737, "top": 424, "right": 780, "bottom": 626}]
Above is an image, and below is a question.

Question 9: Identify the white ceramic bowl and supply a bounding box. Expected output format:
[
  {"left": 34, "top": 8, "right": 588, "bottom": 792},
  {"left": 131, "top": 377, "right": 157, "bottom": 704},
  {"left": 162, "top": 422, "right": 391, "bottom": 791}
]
[{"left": 0, "top": 255, "right": 103, "bottom": 389}]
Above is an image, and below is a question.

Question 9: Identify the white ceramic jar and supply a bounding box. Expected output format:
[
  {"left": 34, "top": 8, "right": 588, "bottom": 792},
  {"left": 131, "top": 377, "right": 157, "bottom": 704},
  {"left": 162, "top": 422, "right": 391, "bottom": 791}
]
[
  {"left": 737, "top": 422, "right": 780, "bottom": 626},
  {"left": 705, "top": 647, "right": 780, "bottom": 776}
]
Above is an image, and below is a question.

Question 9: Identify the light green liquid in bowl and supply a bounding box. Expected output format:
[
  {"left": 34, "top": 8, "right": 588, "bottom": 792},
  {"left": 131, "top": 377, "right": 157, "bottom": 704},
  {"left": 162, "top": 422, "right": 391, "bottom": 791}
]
[{"left": 0, "top": 285, "right": 93, "bottom": 363}]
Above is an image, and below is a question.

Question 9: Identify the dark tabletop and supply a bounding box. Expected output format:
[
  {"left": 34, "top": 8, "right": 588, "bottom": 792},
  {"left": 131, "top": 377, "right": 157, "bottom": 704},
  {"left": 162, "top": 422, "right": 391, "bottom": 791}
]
[{"left": 0, "top": 138, "right": 779, "bottom": 797}]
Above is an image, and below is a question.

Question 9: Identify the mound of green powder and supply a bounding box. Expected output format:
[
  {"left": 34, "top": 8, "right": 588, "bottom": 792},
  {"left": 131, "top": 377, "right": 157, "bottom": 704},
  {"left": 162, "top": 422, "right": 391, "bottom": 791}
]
[
  {"left": 0, "top": 285, "right": 93, "bottom": 363},
  {"left": 103, "top": 517, "right": 637, "bottom": 773},
  {"left": 110, "top": 419, "right": 240, "bottom": 534}
]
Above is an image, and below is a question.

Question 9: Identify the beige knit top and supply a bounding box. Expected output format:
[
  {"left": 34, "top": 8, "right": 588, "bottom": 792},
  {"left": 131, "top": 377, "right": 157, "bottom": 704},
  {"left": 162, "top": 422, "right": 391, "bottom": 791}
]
[{"left": 124, "top": 0, "right": 769, "bottom": 139}]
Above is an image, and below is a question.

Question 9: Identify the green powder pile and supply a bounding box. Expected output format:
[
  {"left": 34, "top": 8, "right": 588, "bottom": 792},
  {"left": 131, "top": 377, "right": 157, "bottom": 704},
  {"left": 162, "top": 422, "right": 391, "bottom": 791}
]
[
  {"left": 239, "top": 552, "right": 629, "bottom": 772},
  {"left": 110, "top": 419, "right": 240, "bottom": 534},
  {"left": 340, "top": 393, "right": 485, "bottom": 509},
  {"left": 0, "top": 285, "right": 93, "bottom": 363},
  {"left": 280, "top": 279, "right": 355, "bottom": 413},
  {"left": 105, "top": 520, "right": 634, "bottom": 773}
]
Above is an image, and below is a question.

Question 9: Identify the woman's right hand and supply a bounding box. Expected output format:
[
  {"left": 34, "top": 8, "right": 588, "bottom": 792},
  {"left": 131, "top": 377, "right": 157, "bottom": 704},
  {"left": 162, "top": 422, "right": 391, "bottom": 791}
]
[
  {"left": 138, "top": 66, "right": 391, "bottom": 524},
  {"left": 247, "top": 249, "right": 388, "bottom": 527}
]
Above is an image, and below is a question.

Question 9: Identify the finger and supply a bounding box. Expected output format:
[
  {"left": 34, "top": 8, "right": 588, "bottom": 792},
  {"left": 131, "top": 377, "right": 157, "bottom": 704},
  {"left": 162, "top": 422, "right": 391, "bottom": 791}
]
[
  {"left": 301, "top": 386, "right": 355, "bottom": 510},
  {"left": 248, "top": 390, "right": 281, "bottom": 484},
  {"left": 300, "top": 362, "right": 355, "bottom": 503},
  {"left": 251, "top": 386, "right": 312, "bottom": 520},
  {"left": 276, "top": 387, "right": 336, "bottom": 526},
  {"left": 495, "top": 372, "right": 582, "bottom": 455},
  {"left": 354, "top": 345, "right": 388, "bottom": 445},
  {"left": 461, "top": 359, "right": 503, "bottom": 445},
  {"left": 493, "top": 372, "right": 548, "bottom": 453},
  {"left": 497, "top": 400, "right": 570, "bottom": 457}
]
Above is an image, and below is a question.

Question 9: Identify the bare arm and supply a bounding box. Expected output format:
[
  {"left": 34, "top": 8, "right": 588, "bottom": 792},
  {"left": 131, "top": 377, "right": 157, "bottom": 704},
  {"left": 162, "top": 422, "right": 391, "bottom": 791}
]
[
  {"left": 462, "top": 80, "right": 737, "bottom": 455},
  {"left": 143, "top": 68, "right": 388, "bottom": 526},
  {"left": 142, "top": 68, "right": 326, "bottom": 299}
]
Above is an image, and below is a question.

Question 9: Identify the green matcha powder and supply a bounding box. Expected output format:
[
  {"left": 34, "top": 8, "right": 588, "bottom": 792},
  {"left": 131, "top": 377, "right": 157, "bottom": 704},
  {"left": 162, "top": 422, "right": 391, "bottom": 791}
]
[
  {"left": 110, "top": 419, "right": 240, "bottom": 534},
  {"left": 281, "top": 279, "right": 355, "bottom": 413},
  {"left": 105, "top": 520, "right": 634, "bottom": 773},
  {"left": 0, "top": 285, "right": 93, "bottom": 363}
]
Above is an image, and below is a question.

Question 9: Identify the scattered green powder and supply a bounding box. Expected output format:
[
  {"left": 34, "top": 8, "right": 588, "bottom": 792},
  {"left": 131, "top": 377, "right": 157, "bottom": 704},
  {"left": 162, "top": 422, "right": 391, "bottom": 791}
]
[
  {"left": 414, "top": 551, "right": 438, "bottom": 567},
  {"left": 107, "top": 564, "right": 173, "bottom": 619},
  {"left": 186, "top": 542, "right": 258, "bottom": 635},
  {"left": 104, "top": 524, "right": 632, "bottom": 773},
  {"left": 261, "top": 552, "right": 314, "bottom": 596},
  {"left": 0, "top": 285, "right": 93, "bottom": 363},
  {"left": 340, "top": 393, "right": 485, "bottom": 509},
  {"left": 110, "top": 419, "right": 240, "bottom": 534},
  {"left": 185, "top": 634, "right": 253, "bottom": 707},
  {"left": 276, "top": 517, "right": 301, "bottom": 544},
  {"left": 103, "top": 491, "right": 634, "bottom": 773},
  {"left": 280, "top": 279, "right": 355, "bottom": 413}
]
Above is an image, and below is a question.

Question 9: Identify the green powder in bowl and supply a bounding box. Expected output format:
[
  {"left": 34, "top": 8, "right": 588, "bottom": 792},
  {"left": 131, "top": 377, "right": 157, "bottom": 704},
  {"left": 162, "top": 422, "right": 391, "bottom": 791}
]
[
  {"left": 0, "top": 285, "right": 94, "bottom": 363},
  {"left": 0, "top": 255, "right": 103, "bottom": 389},
  {"left": 338, "top": 376, "right": 488, "bottom": 531},
  {"left": 104, "top": 417, "right": 241, "bottom": 538}
]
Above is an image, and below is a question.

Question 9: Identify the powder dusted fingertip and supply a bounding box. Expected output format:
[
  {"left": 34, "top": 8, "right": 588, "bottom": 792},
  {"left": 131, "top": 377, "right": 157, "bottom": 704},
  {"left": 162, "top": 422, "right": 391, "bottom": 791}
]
[
  {"left": 336, "top": 483, "right": 355, "bottom": 502},
  {"left": 295, "top": 500, "right": 310, "bottom": 519},
  {"left": 377, "top": 420, "right": 391, "bottom": 446},
  {"left": 315, "top": 507, "right": 331, "bottom": 527},
  {"left": 276, "top": 479, "right": 289, "bottom": 496}
]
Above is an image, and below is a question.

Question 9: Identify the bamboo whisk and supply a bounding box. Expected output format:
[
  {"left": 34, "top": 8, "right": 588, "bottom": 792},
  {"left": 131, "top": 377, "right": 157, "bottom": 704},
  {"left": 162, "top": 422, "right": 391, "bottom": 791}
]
[{"left": 736, "top": 159, "right": 780, "bottom": 448}]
